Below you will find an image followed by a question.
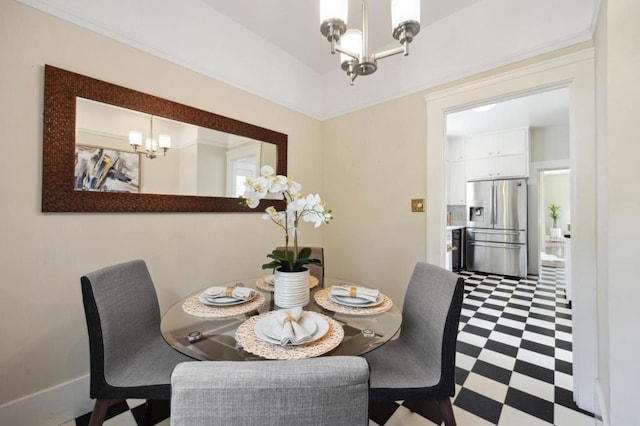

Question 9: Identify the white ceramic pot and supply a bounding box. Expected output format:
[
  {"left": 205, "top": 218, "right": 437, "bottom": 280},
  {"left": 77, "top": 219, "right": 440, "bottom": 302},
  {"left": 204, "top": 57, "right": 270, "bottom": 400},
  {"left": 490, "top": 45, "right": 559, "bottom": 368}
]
[
  {"left": 274, "top": 268, "right": 310, "bottom": 308},
  {"left": 550, "top": 227, "right": 562, "bottom": 238}
]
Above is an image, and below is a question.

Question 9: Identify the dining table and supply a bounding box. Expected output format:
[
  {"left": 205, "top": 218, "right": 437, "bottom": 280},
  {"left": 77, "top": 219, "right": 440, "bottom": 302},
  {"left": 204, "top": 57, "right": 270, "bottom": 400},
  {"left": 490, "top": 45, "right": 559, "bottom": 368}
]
[{"left": 161, "top": 276, "right": 402, "bottom": 361}]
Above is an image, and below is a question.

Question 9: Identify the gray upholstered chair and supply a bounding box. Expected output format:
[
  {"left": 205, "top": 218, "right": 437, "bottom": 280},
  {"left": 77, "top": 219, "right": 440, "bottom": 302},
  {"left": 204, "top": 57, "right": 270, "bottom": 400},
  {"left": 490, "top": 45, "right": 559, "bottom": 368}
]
[
  {"left": 276, "top": 246, "right": 324, "bottom": 284},
  {"left": 80, "top": 259, "right": 193, "bottom": 425},
  {"left": 170, "top": 356, "right": 370, "bottom": 426},
  {"left": 364, "top": 262, "right": 464, "bottom": 426}
]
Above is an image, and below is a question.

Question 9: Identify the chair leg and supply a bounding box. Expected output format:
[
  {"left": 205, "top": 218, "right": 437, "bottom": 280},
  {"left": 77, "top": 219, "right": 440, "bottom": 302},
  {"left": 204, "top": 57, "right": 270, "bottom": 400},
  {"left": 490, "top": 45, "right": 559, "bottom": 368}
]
[
  {"left": 404, "top": 399, "right": 417, "bottom": 412},
  {"left": 88, "top": 399, "right": 112, "bottom": 426},
  {"left": 143, "top": 399, "right": 153, "bottom": 426},
  {"left": 438, "top": 397, "right": 456, "bottom": 426}
]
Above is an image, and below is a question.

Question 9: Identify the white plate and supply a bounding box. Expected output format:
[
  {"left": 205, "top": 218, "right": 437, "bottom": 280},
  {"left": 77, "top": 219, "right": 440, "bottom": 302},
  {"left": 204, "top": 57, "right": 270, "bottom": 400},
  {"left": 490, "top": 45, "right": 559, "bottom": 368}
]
[
  {"left": 329, "top": 293, "right": 384, "bottom": 308},
  {"left": 198, "top": 292, "right": 256, "bottom": 306},
  {"left": 254, "top": 312, "right": 328, "bottom": 346}
]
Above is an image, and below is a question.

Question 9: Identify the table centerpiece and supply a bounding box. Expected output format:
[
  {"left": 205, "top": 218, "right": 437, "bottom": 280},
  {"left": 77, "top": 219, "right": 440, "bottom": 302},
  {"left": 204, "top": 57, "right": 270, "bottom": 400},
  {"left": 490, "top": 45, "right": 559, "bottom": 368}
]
[{"left": 241, "top": 166, "right": 332, "bottom": 307}]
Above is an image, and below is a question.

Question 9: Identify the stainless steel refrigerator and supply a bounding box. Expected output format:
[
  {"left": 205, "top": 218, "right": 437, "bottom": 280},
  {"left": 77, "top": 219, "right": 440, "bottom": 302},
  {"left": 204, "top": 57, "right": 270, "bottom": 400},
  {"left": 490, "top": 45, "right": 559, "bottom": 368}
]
[{"left": 465, "top": 178, "right": 528, "bottom": 277}]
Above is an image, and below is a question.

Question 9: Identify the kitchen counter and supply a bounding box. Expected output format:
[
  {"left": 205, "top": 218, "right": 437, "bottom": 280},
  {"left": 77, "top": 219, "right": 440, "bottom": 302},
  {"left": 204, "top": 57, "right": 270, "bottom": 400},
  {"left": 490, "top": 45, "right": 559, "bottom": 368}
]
[{"left": 446, "top": 225, "right": 465, "bottom": 231}]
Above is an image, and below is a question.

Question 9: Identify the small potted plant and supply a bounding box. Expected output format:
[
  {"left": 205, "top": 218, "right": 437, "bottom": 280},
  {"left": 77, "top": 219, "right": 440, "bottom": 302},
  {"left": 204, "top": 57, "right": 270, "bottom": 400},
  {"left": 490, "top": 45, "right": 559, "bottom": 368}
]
[{"left": 548, "top": 203, "right": 562, "bottom": 237}]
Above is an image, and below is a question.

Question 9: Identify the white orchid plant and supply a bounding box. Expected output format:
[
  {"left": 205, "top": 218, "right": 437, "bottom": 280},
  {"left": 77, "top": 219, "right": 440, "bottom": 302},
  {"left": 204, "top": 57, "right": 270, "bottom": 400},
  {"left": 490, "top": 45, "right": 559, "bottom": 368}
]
[{"left": 240, "top": 166, "right": 332, "bottom": 272}]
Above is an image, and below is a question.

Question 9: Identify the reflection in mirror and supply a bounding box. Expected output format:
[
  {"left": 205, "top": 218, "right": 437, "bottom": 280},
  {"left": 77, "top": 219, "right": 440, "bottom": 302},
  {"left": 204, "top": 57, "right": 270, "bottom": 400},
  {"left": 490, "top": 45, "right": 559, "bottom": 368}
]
[{"left": 75, "top": 98, "right": 277, "bottom": 197}]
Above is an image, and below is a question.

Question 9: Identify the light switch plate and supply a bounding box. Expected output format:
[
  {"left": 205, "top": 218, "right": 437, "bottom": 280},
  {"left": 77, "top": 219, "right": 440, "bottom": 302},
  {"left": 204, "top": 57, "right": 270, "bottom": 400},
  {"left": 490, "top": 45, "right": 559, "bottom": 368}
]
[{"left": 411, "top": 198, "right": 425, "bottom": 212}]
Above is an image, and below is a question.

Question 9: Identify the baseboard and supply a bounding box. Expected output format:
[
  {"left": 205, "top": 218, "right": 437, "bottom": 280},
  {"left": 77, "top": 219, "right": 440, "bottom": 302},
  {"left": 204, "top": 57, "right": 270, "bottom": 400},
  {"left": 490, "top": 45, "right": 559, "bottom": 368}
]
[
  {"left": 594, "top": 379, "right": 609, "bottom": 426},
  {"left": 0, "top": 375, "right": 93, "bottom": 426}
]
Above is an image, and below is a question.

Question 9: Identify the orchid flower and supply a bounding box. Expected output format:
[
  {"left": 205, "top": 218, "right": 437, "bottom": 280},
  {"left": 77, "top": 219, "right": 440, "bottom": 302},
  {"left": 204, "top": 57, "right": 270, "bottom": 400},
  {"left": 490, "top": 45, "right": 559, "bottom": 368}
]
[{"left": 241, "top": 168, "right": 332, "bottom": 271}]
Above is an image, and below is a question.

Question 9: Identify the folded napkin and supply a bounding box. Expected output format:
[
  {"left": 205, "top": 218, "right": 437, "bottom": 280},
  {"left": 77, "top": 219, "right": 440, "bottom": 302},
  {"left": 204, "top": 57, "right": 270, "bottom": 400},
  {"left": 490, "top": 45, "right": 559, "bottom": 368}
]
[
  {"left": 330, "top": 285, "right": 379, "bottom": 303},
  {"left": 202, "top": 286, "right": 255, "bottom": 301},
  {"left": 270, "top": 307, "right": 314, "bottom": 345}
]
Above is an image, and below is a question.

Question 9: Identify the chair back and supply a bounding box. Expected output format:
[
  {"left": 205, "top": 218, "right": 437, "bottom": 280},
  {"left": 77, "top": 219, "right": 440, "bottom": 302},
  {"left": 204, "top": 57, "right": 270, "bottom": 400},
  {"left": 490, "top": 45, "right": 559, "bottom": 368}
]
[
  {"left": 400, "top": 262, "right": 464, "bottom": 394},
  {"left": 80, "top": 259, "right": 162, "bottom": 397},
  {"left": 276, "top": 246, "right": 324, "bottom": 284},
  {"left": 171, "top": 356, "right": 370, "bottom": 426}
]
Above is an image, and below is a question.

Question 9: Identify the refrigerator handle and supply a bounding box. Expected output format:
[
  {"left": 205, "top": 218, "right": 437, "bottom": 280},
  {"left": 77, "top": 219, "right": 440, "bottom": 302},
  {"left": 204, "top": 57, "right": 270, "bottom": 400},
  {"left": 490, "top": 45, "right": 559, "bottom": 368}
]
[
  {"left": 491, "top": 184, "right": 496, "bottom": 225},
  {"left": 471, "top": 242, "right": 522, "bottom": 249}
]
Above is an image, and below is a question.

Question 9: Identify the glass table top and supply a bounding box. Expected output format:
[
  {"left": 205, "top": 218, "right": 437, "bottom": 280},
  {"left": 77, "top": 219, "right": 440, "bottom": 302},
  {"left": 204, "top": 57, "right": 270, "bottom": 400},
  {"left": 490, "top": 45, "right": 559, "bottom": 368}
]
[{"left": 161, "top": 277, "right": 402, "bottom": 360}]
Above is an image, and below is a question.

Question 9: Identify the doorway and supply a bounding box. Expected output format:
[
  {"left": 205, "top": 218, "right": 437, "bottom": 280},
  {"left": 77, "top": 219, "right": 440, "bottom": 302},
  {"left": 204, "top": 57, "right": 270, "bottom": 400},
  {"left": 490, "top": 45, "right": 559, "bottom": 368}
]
[
  {"left": 444, "top": 88, "right": 571, "bottom": 277},
  {"left": 425, "top": 50, "right": 597, "bottom": 412}
]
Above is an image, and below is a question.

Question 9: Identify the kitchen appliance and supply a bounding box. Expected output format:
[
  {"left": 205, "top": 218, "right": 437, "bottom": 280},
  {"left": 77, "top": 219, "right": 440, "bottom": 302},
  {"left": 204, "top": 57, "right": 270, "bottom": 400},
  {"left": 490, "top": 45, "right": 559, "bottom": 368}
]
[
  {"left": 452, "top": 228, "right": 463, "bottom": 271},
  {"left": 466, "top": 179, "right": 527, "bottom": 277},
  {"left": 445, "top": 229, "right": 453, "bottom": 271}
]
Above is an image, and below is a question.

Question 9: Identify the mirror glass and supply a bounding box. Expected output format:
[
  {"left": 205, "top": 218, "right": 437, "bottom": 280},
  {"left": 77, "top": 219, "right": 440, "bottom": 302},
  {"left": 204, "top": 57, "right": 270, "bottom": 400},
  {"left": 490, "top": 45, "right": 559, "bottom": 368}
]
[
  {"left": 75, "top": 98, "right": 277, "bottom": 197},
  {"left": 42, "top": 65, "right": 287, "bottom": 213}
]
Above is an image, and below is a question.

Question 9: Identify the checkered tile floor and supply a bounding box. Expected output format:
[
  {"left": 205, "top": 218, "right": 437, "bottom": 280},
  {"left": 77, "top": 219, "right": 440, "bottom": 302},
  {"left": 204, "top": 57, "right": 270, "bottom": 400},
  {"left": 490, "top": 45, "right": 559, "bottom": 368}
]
[{"left": 65, "top": 266, "right": 594, "bottom": 426}]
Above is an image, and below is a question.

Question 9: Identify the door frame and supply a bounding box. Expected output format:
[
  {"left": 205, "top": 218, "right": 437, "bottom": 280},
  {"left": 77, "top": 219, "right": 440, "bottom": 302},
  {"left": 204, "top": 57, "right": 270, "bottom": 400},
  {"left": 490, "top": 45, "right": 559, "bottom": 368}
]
[{"left": 424, "top": 48, "right": 597, "bottom": 411}]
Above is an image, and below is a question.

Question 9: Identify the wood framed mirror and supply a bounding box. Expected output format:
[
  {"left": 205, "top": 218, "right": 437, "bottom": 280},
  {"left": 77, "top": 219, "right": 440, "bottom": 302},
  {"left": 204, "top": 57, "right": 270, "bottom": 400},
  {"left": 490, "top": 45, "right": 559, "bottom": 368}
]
[{"left": 42, "top": 65, "right": 287, "bottom": 212}]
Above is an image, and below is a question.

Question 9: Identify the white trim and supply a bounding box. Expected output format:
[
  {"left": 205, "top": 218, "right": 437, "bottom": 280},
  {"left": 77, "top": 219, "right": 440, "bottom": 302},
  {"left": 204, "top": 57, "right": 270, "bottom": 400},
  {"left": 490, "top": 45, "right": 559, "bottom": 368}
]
[
  {"left": 595, "top": 379, "right": 609, "bottom": 426},
  {"left": 425, "top": 49, "right": 594, "bottom": 104},
  {"left": 0, "top": 375, "right": 92, "bottom": 426},
  {"left": 178, "top": 138, "right": 229, "bottom": 150},
  {"left": 76, "top": 127, "right": 128, "bottom": 142}
]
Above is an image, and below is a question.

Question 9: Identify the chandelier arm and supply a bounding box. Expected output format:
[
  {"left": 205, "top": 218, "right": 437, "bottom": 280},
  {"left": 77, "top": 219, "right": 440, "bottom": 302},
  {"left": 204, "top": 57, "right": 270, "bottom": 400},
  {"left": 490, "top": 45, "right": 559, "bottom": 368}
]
[
  {"left": 335, "top": 44, "right": 360, "bottom": 61},
  {"left": 362, "top": 0, "right": 369, "bottom": 58},
  {"left": 373, "top": 45, "right": 406, "bottom": 61}
]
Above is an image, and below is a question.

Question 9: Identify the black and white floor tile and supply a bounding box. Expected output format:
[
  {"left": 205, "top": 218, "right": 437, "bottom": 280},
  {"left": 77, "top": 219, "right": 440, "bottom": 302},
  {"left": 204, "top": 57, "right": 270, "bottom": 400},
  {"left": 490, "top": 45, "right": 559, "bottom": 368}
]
[{"left": 64, "top": 266, "right": 594, "bottom": 426}]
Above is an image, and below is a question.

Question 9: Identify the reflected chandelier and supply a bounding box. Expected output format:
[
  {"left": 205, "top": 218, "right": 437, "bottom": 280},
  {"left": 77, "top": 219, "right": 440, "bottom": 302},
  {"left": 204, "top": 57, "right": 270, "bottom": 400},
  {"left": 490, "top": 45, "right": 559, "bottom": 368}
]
[
  {"left": 128, "top": 115, "right": 171, "bottom": 159},
  {"left": 320, "top": 0, "right": 421, "bottom": 85}
]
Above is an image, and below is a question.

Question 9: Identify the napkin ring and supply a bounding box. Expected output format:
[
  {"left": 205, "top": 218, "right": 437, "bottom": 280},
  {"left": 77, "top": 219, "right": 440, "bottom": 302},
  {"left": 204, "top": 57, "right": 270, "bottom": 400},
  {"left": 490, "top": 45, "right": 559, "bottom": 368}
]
[
  {"left": 282, "top": 316, "right": 296, "bottom": 325},
  {"left": 225, "top": 286, "right": 235, "bottom": 297},
  {"left": 350, "top": 286, "right": 357, "bottom": 298}
]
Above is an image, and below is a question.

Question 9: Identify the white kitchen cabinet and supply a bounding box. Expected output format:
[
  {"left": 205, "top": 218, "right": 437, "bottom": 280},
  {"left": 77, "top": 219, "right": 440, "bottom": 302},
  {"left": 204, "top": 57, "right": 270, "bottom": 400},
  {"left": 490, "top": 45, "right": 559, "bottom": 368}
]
[
  {"left": 466, "top": 154, "right": 528, "bottom": 180},
  {"left": 464, "top": 128, "right": 529, "bottom": 181},
  {"left": 465, "top": 128, "right": 528, "bottom": 159},
  {"left": 447, "top": 161, "right": 466, "bottom": 205},
  {"left": 446, "top": 138, "right": 466, "bottom": 205},
  {"left": 447, "top": 138, "right": 465, "bottom": 161}
]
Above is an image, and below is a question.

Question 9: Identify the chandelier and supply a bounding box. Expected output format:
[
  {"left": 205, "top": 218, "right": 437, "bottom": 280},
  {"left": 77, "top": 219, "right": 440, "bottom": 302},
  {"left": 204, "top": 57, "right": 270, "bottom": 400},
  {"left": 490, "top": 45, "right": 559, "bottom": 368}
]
[
  {"left": 320, "top": 0, "right": 421, "bottom": 85},
  {"left": 128, "top": 115, "right": 170, "bottom": 159}
]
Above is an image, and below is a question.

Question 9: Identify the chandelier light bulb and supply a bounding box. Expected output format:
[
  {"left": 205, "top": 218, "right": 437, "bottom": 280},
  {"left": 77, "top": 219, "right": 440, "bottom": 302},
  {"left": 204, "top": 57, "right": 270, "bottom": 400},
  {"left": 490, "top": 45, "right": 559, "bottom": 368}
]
[
  {"left": 158, "top": 134, "right": 171, "bottom": 149},
  {"left": 340, "top": 29, "right": 362, "bottom": 64},
  {"left": 391, "top": 0, "right": 420, "bottom": 30},
  {"left": 320, "top": 0, "right": 348, "bottom": 24},
  {"left": 129, "top": 131, "right": 142, "bottom": 148}
]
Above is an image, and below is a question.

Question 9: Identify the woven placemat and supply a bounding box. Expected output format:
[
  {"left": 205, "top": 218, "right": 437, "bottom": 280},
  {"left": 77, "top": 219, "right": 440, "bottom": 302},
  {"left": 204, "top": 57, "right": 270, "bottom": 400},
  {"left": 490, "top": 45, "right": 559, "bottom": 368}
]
[
  {"left": 256, "top": 275, "right": 319, "bottom": 292},
  {"left": 313, "top": 287, "right": 393, "bottom": 315},
  {"left": 182, "top": 293, "right": 266, "bottom": 318},
  {"left": 235, "top": 311, "right": 344, "bottom": 359}
]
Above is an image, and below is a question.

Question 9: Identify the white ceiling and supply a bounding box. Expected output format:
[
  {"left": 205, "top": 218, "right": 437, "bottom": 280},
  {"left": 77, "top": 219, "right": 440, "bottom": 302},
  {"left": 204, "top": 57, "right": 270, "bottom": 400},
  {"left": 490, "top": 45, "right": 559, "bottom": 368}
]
[
  {"left": 446, "top": 87, "right": 570, "bottom": 137},
  {"left": 201, "top": 0, "right": 482, "bottom": 74},
  {"left": 19, "top": 0, "right": 598, "bottom": 120}
]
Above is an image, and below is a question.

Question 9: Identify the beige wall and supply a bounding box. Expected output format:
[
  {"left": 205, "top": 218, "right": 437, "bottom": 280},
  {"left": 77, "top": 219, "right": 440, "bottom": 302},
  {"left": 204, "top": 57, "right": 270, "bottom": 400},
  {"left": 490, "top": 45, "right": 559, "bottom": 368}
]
[
  {"left": 0, "top": 0, "right": 322, "bottom": 409},
  {"left": 322, "top": 94, "right": 428, "bottom": 305}
]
